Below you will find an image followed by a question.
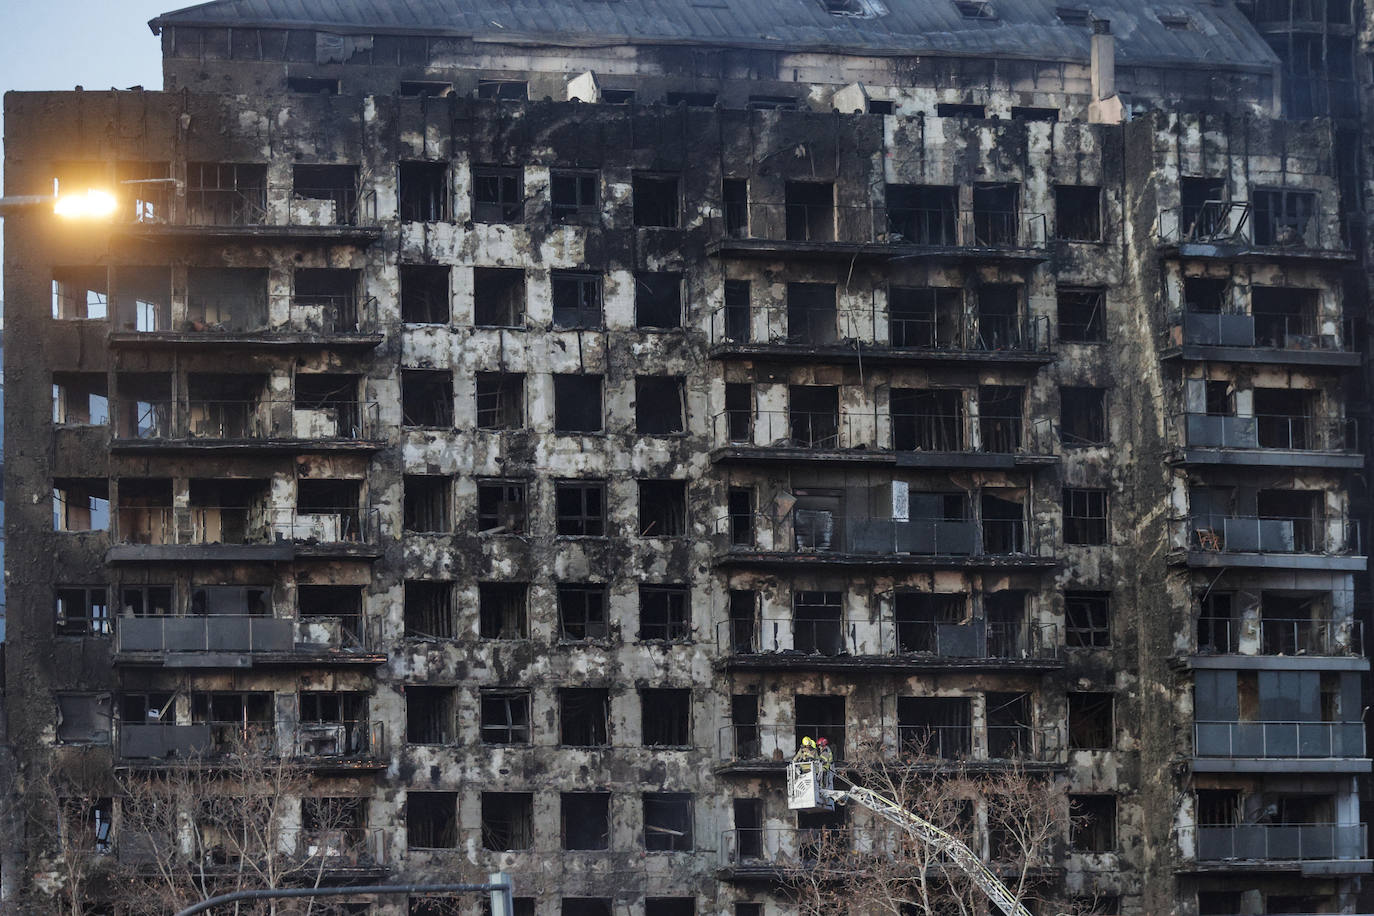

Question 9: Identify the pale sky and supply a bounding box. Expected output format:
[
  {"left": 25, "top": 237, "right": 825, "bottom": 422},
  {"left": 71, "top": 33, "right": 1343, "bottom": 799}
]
[{"left": 1, "top": 0, "right": 173, "bottom": 297}]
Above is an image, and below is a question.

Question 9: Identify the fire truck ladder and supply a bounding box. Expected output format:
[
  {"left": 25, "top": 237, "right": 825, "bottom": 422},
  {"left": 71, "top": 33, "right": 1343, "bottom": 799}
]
[{"left": 786, "top": 761, "right": 1033, "bottom": 916}]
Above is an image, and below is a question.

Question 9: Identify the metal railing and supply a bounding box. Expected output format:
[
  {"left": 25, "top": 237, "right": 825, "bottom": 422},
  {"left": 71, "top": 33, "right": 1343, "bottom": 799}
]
[
  {"left": 1182, "top": 822, "right": 1367, "bottom": 862},
  {"left": 721, "top": 826, "right": 907, "bottom": 868},
  {"left": 1174, "top": 515, "right": 1362, "bottom": 556},
  {"left": 717, "top": 723, "right": 847, "bottom": 763},
  {"left": 293, "top": 721, "right": 386, "bottom": 761},
  {"left": 1180, "top": 413, "right": 1357, "bottom": 452},
  {"left": 1173, "top": 310, "right": 1355, "bottom": 352},
  {"left": 114, "top": 506, "right": 380, "bottom": 547},
  {"left": 112, "top": 400, "right": 381, "bottom": 441},
  {"left": 1157, "top": 202, "right": 1350, "bottom": 252},
  {"left": 898, "top": 723, "right": 1061, "bottom": 763},
  {"left": 708, "top": 302, "right": 1051, "bottom": 354},
  {"left": 115, "top": 827, "right": 387, "bottom": 870},
  {"left": 724, "top": 202, "right": 1048, "bottom": 249},
  {"left": 115, "top": 615, "right": 294, "bottom": 654},
  {"left": 1194, "top": 721, "right": 1365, "bottom": 759},
  {"left": 117, "top": 721, "right": 274, "bottom": 760},
  {"left": 715, "top": 512, "right": 1047, "bottom": 560},
  {"left": 717, "top": 617, "right": 1056, "bottom": 660},
  {"left": 1196, "top": 617, "right": 1363, "bottom": 657},
  {"left": 182, "top": 185, "right": 377, "bottom": 227},
  {"left": 712, "top": 410, "right": 1054, "bottom": 456},
  {"left": 288, "top": 294, "right": 379, "bottom": 335}
]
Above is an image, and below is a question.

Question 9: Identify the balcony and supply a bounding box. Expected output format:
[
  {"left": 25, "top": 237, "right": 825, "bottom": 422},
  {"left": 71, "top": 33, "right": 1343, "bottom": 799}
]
[
  {"left": 716, "top": 512, "right": 1055, "bottom": 571},
  {"left": 710, "top": 410, "right": 1057, "bottom": 470},
  {"left": 1174, "top": 413, "right": 1360, "bottom": 469},
  {"left": 118, "top": 827, "right": 388, "bottom": 877},
  {"left": 116, "top": 184, "right": 381, "bottom": 243},
  {"left": 109, "top": 506, "right": 381, "bottom": 562},
  {"left": 1192, "top": 617, "right": 1365, "bottom": 667},
  {"left": 1180, "top": 823, "right": 1370, "bottom": 874},
  {"left": 1156, "top": 201, "right": 1354, "bottom": 264},
  {"left": 112, "top": 615, "right": 383, "bottom": 667},
  {"left": 709, "top": 202, "right": 1048, "bottom": 264},
  {"left": 718, "top": 617, "right": 1060, "bottom": 672},
  {"left": 1193, "top": 721, "right": 1368, "bottom": 773},
  {"left": 111, "top": 399, "right": 383, "bottom": 452},
  {"left": 708, "top": 302, "right": 1052, "bottom": 367},
  {"left": 293, "top": 721, "right": 387, "bottom": 771},
  {"left": 715, "top": 723, "right": 1063, "bottom": 775},
  {"left": 1171, "top": 516, "right": 1365, "bottom": 571},
  {"left": 108, "top": 297, "right": 382, "bottom": 350},
  {"left": 117, "top": 721, "right": 385, "bottom": 770},
  {"left": 1162, "top": 310, "right": 1359, "bottom": 368}
]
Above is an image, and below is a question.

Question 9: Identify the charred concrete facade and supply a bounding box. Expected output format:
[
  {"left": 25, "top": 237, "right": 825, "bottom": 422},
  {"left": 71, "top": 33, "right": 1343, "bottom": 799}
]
[{"left": 3, "top": 1, "right": 1372, "bottom": 914}]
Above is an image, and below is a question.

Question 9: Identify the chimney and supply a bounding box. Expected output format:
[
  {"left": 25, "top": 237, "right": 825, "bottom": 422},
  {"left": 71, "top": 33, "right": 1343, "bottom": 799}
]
[
  {"left": 1088, "top": 18, "right": 1125, "bottom": 124},
  {"left": 1091, "top": 19, "right": 1115, "bottom": 101}
]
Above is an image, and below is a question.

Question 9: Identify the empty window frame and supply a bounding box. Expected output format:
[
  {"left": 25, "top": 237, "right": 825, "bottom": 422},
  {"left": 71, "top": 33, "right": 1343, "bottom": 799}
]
[
  {"left": 401, "top": 370, "right": 454, "bottom": 427},
  {"left": 643, "top": 794, "right": 693, "bottom": 851},
  {"left": 404, "top": 581, "right": 455, "bottom": 639},
  {"left": 886, "top": 184, "right": 958, "bottom": 246},
  {"left": 639, "top": 586, "right": 690, "bottom": 641},
  {"left": 477, "top": 479, "right": 528, "bottom": 533},
  {"left": 1068, "top": 692, "right": 1114, "bottom": 749},
  {"left": 641, "top": 688, "right": 691, "bottom": 745},
  {"left": 400, "top": 265, "right": 450, "bottom": 324},
  {"left": 1063, "top": 488, "right": 1109, "bottom": 545},
  {"left": 552, "top": 169, "right": 599, "bottom": 223},
  {"left": 1057, "top": 288, "right": 1106, "bottom": 342},
  {"left": 186, "top": 267, "right": 269, "bottom": 331},
  {"left": 785, "top": 182, "right": 835, "bottom": 242},
  {"left": 1252, "top": 188, "right": 1317, "bottom": 247},
  {"left": 723, "top": 179, "right": 748, "bottom": 238},
  {"left": 481, "top": 792, "right": 533, "bottom": 850},
  {"left": 558, "top": 584, "right": 608, "bottom": 641},
  {"left": 1065, "top": 591, "right": 1111, "bottom": 647},
  {"left": 53, "top": 373, "right": 109, "bottom": 425},
  {"left": 110, "top": 265, "right": 171, "bottom": 331},
  {"left": 477, "top": 79, "right": 527, "bottom": 101},
  {"left": 476, "top": 373, "right": 524, "bottom": 430},
  {"left": 56, "top": 587, "right": 111, "bottom": 636},
  {"left": 553, "top": 375, "right": 604, "bottom": 434},
  {"left": 936, "top": 102, "right": 985, "bottom": 118},
  {"left": 56, "top": 693, "right": 112, "bottom": 745},
  {"left": 560, "top": 688, "right": 610, "bottom": 746},
  {"left": 794, "top": 590, "right": 845, "bottom": 656},
  {"left": 472, "top": 166, "right": 523, "bottom": 223},
  {"left": 398, "top": 162, "right": 450, "bottom": 222},
  {"left": 639, "top": 480, "right": 687, "bottom": 537},
  {"left": 635, "top": 272, "right": 682, "bottom": 329},
  {"left": 473, "top": 268, "right": 526, "bottom": 327},
  {"left": 403, "top": 475, "right": 452, "bottom": 533},
  {"left": 634, "top": 175, "right": 680, "bottom": 227},
  {"left": 636, "top": 377, "right": 686, "bottom": 434},
  {"left": 972, "top": 184, "right": 1020, "bottom": 246},
  {"left": 119, "top": 584, "right": 174, "bottom": 618},
  {"left": 190, "top": 585, "right": 270, "bottom": 616},
  {"left": 186, "top": 162, "right": 267, "bottom": 225},
  {"left": 1060, "top": 387, "right": 1107, "bottom": 446},
  {"left": 479, "top": 583, "right": 528, "bottom": 639},
  {"left": 556, "top": 480, "right": 606, "bottom": 536},
  {"left": 407, "top": 792, "right": 458, "bottom": 848},
  {"left": 1055, "top": 185, "right": 1102, "bottom": 241},
  {"left": 54, "top": 479, "right": 110, "bottom": 532},
  {"left": 890, "top": 286, "right": 963, "bottom": 348},
  {"left": 293, "top": 163, "right": 359, "bottom": 226},
  {"left": 61, "top": 796, "right": 113, "bottom": 854},
  {"left": 1069, "top": 794, "right": 1117, "bottom": 852},
  {"left": 561, "top": 793, "right": 610, "bottom": 850},
  {"left": 406, "top": 687, "right": 457, "bottom": 744},
  {"left": 551, "top": 271, "right": 603, "bottom": 329},
  {"left": 480, "top": 690, "right": 531, "bottom": 744}
]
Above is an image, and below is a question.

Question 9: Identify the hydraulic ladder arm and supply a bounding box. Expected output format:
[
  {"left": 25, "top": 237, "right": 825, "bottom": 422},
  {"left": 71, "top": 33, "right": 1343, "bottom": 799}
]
[{"left": 787, "top": 762, "right": 1033, "bottom": 916}]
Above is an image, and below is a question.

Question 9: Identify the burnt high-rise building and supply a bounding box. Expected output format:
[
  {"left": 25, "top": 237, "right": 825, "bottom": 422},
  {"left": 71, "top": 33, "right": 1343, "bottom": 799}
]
[{"left": 4, "top": 1, "right": 1374, "bottom": 912}]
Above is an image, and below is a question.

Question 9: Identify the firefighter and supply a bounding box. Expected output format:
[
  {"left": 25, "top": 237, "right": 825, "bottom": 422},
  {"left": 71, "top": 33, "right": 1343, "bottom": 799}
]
[
  {"left": 817, "top": 736, "right": 834, "bottom": 768},
  {"left": 794, "top": 736, "right": 819, "bottom": 764}
]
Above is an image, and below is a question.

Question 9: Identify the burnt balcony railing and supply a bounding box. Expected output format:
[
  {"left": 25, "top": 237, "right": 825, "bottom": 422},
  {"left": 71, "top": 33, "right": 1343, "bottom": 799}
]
[
  {"left": 723, "top": 202, "right": 1047, "bottom": 249},
  {"left": 1180, "top": 413, "right": 1357, "bottom": 452},
  {"left": 278, "top": 827, "right": 387, "bottom": 868},
  {"left": 718, "top": 723, "right": 847, "bottom": 763},
  {"left": 1194, "top": 721, "right": 1365, "bottom": 759},
  {"left": 1157, "top": 202, "right": 1351, "bottom": 253},
  {"left": 710, "top": 301, "right": 1051, "bottom": 355},
  {"left": 899, "top": 723, "right": 1061, "bottom": 763},
  {"left": 1182, "top": 822, "right": 1367, "bottom": 862},
  {"left": 293, "top": 720, "right": 385, "bottom": 761},
  {"left": 112, "top": 399, "right": 381, "bottom": 442},
  {"left": 1195, "top": 617, "right": 1364, "bottom": 657},
  {"left": 114, "top": 506, "right": 379, "bottom": 547},
  {"left": 721, "top": 826, "right": 895, "bottom": 870},
  {"left": 715, "top": 511, "right": 1045, "bottom": 560},
  {"left": 182, "top": 185, "right": 377, "bottom": 228},
  {"left": 288, "top": 294, "right": 378, "bottom": 335},
  {"left": 712, "top": 410, "right": 1054, "bottom": 457},
  {"left": 1173, "top": 310, "right": 1355, "bottom": 352},
  {"left": 718, "top": 616, "right": 1056, "bottom": 660},
  {"left": 115, "top": 615, "right": 294, "bottom": 654},
  {"left": 117, "top": 721, "right": 274, "bottom": 760},
  {"left": 1174, "top": 515, "right": 1362, "bottom": 556}
]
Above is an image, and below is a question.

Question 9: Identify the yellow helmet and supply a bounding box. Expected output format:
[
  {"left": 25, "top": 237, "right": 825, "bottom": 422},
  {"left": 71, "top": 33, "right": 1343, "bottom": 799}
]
[{"left": 802, "top": 737, "right": 817, "bottom": 748}]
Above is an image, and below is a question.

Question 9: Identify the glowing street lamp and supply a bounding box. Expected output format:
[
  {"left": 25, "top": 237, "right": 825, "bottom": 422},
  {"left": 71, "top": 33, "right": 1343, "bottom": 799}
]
[{"left": 51, "top": 188, "right": 118, "bottom": 220}]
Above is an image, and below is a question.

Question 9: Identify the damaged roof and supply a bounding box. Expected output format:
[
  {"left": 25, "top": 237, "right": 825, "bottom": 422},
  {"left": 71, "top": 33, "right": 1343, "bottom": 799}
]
[{"left": 149, "top": 0, "right": 1280, "bottom": 70}]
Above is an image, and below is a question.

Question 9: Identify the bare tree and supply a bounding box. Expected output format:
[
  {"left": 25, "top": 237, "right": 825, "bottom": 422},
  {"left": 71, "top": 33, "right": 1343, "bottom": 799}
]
[
  {"left": 786, "top": 741, "right": 1091, "bottom": 916},
  {"left": 23, "top": 754, "right": 117, "bottom": 916},
  {"left": 27, "top": 736, "right": 372, "bottom": 915}
]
